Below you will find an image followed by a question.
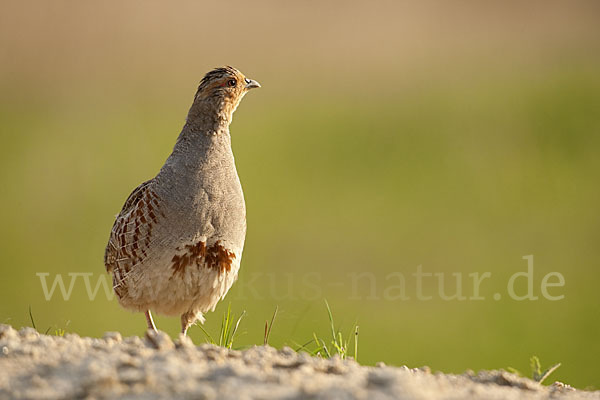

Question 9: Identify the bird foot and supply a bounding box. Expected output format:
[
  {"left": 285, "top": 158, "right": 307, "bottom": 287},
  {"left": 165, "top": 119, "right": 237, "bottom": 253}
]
[{"left": 145, "top": 310, "right": 157, "bottom": 331}]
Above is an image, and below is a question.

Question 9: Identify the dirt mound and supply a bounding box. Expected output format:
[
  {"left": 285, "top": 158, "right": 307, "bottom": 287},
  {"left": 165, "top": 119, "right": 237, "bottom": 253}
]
[{"left": 0, "top": 325, "right": 596, "bottom": 400}]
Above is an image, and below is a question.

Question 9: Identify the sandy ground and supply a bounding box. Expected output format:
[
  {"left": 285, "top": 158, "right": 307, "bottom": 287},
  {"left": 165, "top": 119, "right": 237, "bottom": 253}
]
[{"left": 0, "top": 325, "right": 597, "bottom": 400}]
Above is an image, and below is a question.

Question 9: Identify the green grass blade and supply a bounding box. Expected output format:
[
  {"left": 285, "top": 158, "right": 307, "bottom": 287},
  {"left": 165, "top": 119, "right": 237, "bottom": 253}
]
[
  {"left": 354, "top": 325, "right": 359, "bottom": 361},
  {"left": 264, "top": 306, "right": 278, "bottom": 346},
  {"left": 227, "top": 310, "right": 246, "bottom": 349},
  {"left": 293, "top": 339, "right": 315, "bottom": 353},
  {"left": 539, "top": 363, "right": 561, "bottom": 384},
  {"left": 28, "top": 306, "right": 37, "bottom": 331},
  {"left": 324, "top": 300, "right": 337, "bottom": 343},
  {"left": 530, "top": 356, "right": 542, "bottom": 381},
  {"left": 197, "top": 323, "right": 216, "bottom": 344}
]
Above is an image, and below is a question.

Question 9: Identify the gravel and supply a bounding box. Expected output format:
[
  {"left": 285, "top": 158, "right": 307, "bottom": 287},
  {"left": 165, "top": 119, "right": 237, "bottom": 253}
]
[{"left": 0, "top": 324, "right": 597, "bottom": 400}]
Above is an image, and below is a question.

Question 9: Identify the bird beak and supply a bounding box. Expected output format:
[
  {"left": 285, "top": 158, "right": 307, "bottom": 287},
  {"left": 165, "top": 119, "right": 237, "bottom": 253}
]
[{"left": 245, "top": 79, "right": 261, "bottom": 89}]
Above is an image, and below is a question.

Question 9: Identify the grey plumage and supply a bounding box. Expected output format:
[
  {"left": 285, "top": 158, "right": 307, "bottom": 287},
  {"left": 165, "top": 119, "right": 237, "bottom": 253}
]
[{"left": 104, "top": 66, "right": 260, "bottom": 334}]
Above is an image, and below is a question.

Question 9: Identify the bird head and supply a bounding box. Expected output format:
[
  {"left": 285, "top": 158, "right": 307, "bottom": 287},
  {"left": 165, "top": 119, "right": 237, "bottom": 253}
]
[{"left": 187, "top": 66, "right": 260, "bottom": 130}]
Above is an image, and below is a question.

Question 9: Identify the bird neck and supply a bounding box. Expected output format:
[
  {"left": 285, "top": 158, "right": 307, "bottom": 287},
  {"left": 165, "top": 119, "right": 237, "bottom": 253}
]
[
  {"left": 171, "top": 102, "right": 233, "bottom": 165},
  {"left": 164, "top": 96, "right": 237, "bottom": 172},
  {"left": 184, "top": 97, "right": 236, "bottom": 134},
  {"left": 173, "top": 124, "right": 232, "bottom": 158}
]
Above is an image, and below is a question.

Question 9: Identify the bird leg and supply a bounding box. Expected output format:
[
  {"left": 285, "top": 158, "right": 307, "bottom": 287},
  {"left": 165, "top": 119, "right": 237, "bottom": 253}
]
[
  {"left": 181, "top": 313, "right": 192, "bottom": 336},
  {"left": 181, "top": 311, "right": 204, "bottom": 336},
  {"left": 145, "top": 310, "right": 157, "bottom": 331}
]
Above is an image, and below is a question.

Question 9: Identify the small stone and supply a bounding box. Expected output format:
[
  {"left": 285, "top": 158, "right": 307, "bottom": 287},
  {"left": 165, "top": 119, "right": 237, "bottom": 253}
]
[
  {"left": 297, "top": 352, "right": 313, "bottom": 364},
  {"left": 103, "top": 332, "right": 122, "bottom": 342},
  {"left": 176, "top": 334, "right": 194, "bottom": 349},
  {"left": 376, "top": 362, "right": 386, "bottom": 368},
  {"left": 18, "top": 327, "right": 39, "bottom": 340},
  {"left": 120, "top": 367, "right": 147, "bottom": 384},
  {"left": 145, "top": 330, "right": 174, "bottom": 350},
  {"left": 124, "top": 335, "right": 144, "bottom": 347},
  {"left": 367, "top": 369, "right": 395, "bottom": 387},
  {"left": 551, "top": 381, "right": 574, "bottom": 391},
  {"left": 228, "top": 349, "right": 242, "bottom": 358},
  {"left": 0, "top": 324, "right": 16, "bottom": 339},
  {"left": 64, "top": 333, "right": 81, "bottom": 342},
  {"left": 279, "top": 346, "right": 295, "bottom": 356}
]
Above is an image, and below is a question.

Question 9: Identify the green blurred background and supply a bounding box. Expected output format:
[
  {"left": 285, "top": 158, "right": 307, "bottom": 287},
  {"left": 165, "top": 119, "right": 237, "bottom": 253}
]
[{"left": 1, "top": 0, "right": 599, "bottom": 389}]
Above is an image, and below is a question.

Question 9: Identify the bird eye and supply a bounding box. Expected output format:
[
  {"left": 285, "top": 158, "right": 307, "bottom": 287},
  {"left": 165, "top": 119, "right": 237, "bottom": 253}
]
[{"left": 227, "top": 79, "right": 237, "bottom": 87}]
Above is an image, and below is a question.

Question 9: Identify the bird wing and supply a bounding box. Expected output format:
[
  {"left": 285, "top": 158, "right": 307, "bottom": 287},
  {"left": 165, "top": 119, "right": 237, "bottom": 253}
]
[{"left": 104, "top": 179, "right": 162, "bottom": 293}]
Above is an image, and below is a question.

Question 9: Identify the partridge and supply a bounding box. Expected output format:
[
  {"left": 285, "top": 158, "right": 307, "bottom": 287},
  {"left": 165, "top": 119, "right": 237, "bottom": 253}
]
[{"left": 104, "top": 66, "right": 260, "bottom": 335}]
